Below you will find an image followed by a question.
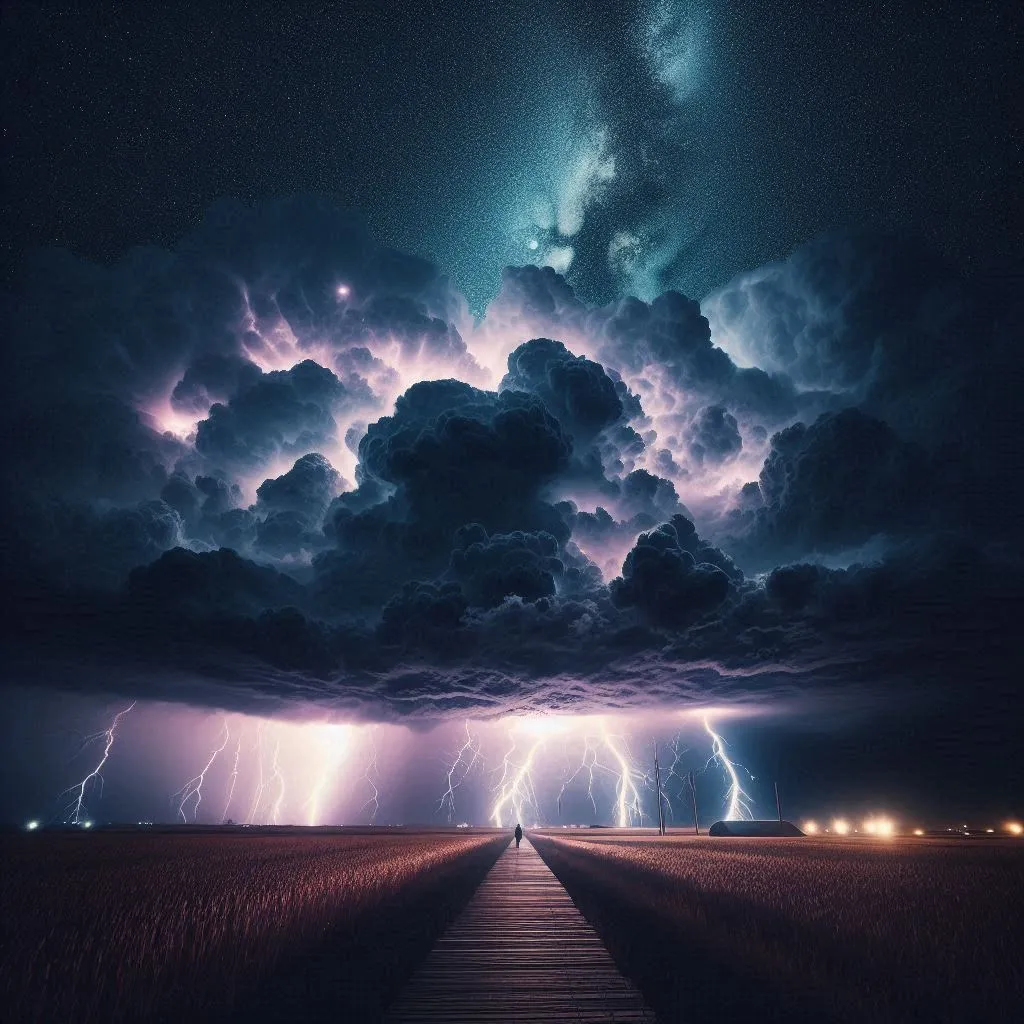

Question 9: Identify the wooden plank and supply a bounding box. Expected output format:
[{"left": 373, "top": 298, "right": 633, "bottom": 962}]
[{"left": 385, "top": 839, "right": 656, "bottom": 1022}]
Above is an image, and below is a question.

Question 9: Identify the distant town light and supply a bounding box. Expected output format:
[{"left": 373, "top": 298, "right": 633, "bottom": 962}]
[
  {"left": 863, "top": 816, "right": 895, "bottom": 838},
  {"left": 25, "top": 820, "right": 39, "bottom": 831},
  {"left": 832, "top": 818, "right": 850, "bottom": 835},
  {"left": 1007, "top": 821, "right": 1023, "bottom": 836},
  {"left": 913, "top": 828, "right": 924, "bottom": 836},
  {"left": 81, "top": 820, "right": 93, "bottom": 829},
  {"left": 802, "top": 820, "right": 819, "bottom": 834}
]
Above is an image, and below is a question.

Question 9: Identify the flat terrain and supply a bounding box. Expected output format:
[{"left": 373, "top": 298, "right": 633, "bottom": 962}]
[
  {"left": 530, "top": 831, "right": 1024, "bottom": 1023},
  {"left": 0, "top": 828, "right": 507, "bottom": 1023}
]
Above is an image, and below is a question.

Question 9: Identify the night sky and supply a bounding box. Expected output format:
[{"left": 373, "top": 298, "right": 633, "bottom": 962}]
[{"left": 1, "top": 1, "right": 1021, "bottom": 828}]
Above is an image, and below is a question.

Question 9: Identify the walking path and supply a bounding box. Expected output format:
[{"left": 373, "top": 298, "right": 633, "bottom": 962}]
[{"left": 385, "top": 838, "right": 656, "bottom": 1022}]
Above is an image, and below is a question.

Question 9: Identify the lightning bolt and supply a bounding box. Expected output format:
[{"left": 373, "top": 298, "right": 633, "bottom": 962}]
[
  {"left": 360, "top": 728, "right": 380, "bottom": 824},
  {"left": 173, "top": 718, "right": 230, "bottom": 822},
  {"left": 303, "top": 724, "right": 350, "bottom": 826},
  {"left": 490, "top": 731, "right": 543, "bottom": 828},
  {"left": 600, "top": 723, "right": 644, "bottom": 827},
  {"left": 552, "top": 725, "right": 648, "bottom": 827},
  {"left": 658, "top": 735, "right": 691, "bottom": 822},
  {"left": 269, "top": 735, "right": 285, "bottom": 824},
  {"left": 438, "top": 720, "right": 482, "bottom": 823},
  {"left": 60, "top": 702, "right": 136, "bottom": 825},
  {"left": 703, "top": 715, "right": 753, "bottom": 820},
  {"left": 558, "top": 734, "right": 602, "bottom": 818},
  {"left": 247, "top": 722, "right": 266, "bottom": 824},
  {"left": 221, "top": 735, "right": 242, "bottom": 823}
]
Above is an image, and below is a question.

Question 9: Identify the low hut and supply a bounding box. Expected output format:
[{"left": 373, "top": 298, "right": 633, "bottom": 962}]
[{"left": 708, "top": 819, "right": 804, "bottom": 837}]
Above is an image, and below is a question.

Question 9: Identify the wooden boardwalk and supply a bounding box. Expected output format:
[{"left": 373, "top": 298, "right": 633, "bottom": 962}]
[{"left": 386, "top": 838, "right": 656, "bottom": 1022}]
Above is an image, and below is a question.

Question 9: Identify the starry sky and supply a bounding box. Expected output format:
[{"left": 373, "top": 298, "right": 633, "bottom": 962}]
[
  {"left": 4, "top": 1, "right": 1020, "bottom": 307},
  {"left": 0, "top": 1, "right": 1021, "bottom": 826}
]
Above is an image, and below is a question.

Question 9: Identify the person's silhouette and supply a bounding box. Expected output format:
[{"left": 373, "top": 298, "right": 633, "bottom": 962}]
[{"left": 514, "top": 823, "right": 523, "bottom": 849}]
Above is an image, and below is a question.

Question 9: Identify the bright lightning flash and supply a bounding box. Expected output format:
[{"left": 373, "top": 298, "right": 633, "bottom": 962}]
[
  {"left": 438, "top": 721, "right": 482, "bottom": 823},
  {"left": 221, "top": 736, "right": 242, "bottom": 823},
  {"left": 599, "top": 723, "right": 644, "bottom": 827},
  {"left": 269, "top": 735, "right": 286, "bottom": 824},
  {"left": 703, "top": 715, "right": 753, "bottom": 821},
  {"left": 247, "top": 723, "right": 267, "bottom": 824},
  {"left": 490, "top": 720, "right": 567, "bottom": 828},
  {"left": 303, "top": 724, "right": 352, "bottom": 825},
  {"left": 359, "top": 728, "right": 381, "bottom": 824},
  {"left": 557, "top": 735, "right": 602, "bottom": 818},
  {"left": 60, "top": 702, "right": 136, "bottom": 825},
  {"left": 173, "top": 718, "right": 230, "bottom": 822},
  {"left": 657, "top": 736, "right": 691, "bottom": 822}
]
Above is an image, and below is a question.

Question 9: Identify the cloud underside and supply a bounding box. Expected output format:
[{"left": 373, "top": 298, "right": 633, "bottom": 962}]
[{"left": 1, "top": 198, "right": 1019, "bottom": 721}]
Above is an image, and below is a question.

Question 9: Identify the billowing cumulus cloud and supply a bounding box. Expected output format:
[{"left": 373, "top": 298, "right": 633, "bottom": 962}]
[
  {"left": 687, "top": 405, "right": 742, "bottom": 465},
  {"left": 0, "top": 199, "right": 1019, "bottom": 726},
  {"left": 194, "top": 359, "right": 367, "bottom": 472}
]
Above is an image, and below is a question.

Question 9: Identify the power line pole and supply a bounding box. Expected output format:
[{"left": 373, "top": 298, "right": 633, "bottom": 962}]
[
  {"left": 653, "top": 741, "right": 665, "bottom": 835},
  {"left": 689, "top": 770, "right": 699, "bottom": 835},
  {"left": 775, "top": 781, "right": 783, "bottom": 822}
]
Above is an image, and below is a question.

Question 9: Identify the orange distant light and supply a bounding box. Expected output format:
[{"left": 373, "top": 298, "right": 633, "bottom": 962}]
[
  {"left": 1007, "top": 821, "right": 1023, "bottom": 836},
  {"left": 863, "top": 816, "right": 895, "bottom": 838},
  {"left": 832, "top": 818, "right": 850, "bottom": 835},
  {"left": 802, "top": 820, "right": 818, "bottom": 834}
]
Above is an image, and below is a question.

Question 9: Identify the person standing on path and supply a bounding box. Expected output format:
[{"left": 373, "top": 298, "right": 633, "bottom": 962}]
[{"left": 514, "top": 823, "right": 522, "bottom": 848}]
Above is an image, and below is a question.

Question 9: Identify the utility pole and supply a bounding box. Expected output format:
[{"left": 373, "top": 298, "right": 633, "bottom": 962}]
[
  {"left": 653, "top": 741, "right": 665, "bottom": 835},
  {"left": 689, "top": 770, "right": 699, "bottom": 835},
  {"left": 774, "top": 781, "right": 783, "bottom": 822}
]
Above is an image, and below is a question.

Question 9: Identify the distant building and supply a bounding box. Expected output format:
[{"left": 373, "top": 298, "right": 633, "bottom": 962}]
[{"left": 708, "top": 819, "right": 804, "bottom": 837}]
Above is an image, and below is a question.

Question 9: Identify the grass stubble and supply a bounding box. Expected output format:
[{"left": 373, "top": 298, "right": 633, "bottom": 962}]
[
  {"left": 1, "top": 829, "right": 507, "bottom": 1023},
  {"left": 530, "top": 832, "right": 1024, "bottom": 1024}
]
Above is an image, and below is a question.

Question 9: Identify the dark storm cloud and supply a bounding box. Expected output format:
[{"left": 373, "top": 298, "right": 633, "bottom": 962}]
[
  {"left": 488, "top": 267, "right": 805, "bottom": 428},
  {"left": 313, "top": 379, "right": 576, "bottom": 615},
  {"left": 610, "top": 517, "right": 737, "bottom": 629},
  {"left": 256, "top": 453, "right": 342, "bottom": 517},
  {"left": 723, "top": 409, "right": 932, "bottom": 569},
  {"left": 501, "top": 338, "right": 623, "bottom": 443},
  {"left": 171, "top": 353, "right": 263, "bottom": 415},
  {"left": 2, "top": 497, "right": 185, "bottom": 591},
  {"left": 194, "top": 360, "right": 366, "bottom": 471},
  {"left": 686, "top": 405, "right": 742, "bottom": 465},
  {"left": 0, "top": 196, "right": 476, "bottom": 574},
  {"left": 706, "top": 231, "right": 1023, "bottom": 550},
  {"left": 0, "top": 196, "right": 1019, "bottom": 724},
  {"left": 449, "top": 527, "right": 564, "bottom": 611},
  {"left": 355, "top": 380, "right": 572, "bottom": 540},
  {"left": 704, "top": 232, "right": 1018, "bottom": 446}
]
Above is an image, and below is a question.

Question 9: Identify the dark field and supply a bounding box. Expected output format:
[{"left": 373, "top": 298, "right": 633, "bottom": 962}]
[
  {"left": 530, "top": 831, "right": 1024, "bottom": 1024},
  {"left": 0, "top": 828, "right": 507, "bottom": 1023}
]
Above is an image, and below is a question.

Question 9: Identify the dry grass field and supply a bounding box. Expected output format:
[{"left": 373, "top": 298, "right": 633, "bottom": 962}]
[
  {"left": 0, "top": 828, "right": 507, "bottom": 1023},
  {"left": 530, "top": 831, "right": 1024, "bottom": 1024}
]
